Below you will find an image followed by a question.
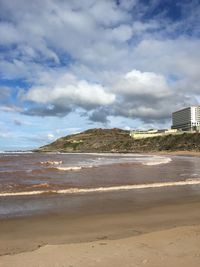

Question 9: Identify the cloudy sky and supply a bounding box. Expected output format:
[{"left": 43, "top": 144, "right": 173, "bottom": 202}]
[{"left": 0, "top": 0, "right": 200, "bottom": 150}]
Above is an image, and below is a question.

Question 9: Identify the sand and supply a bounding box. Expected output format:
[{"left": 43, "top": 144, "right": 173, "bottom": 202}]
[
  {"left": 156, "top": 150, "right": 200, "bottom": 156},
  {"left": 0, "top": 225, "right": 200, "bottom": 267},
  {"left": 1, "top": 197, "right": 200, "bottom": 266}
]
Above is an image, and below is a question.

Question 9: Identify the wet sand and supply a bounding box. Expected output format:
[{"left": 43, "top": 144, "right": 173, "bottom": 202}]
[
  {"left": 156, "top": 151, "right": 200, "bottom": 157},
  {"left": 1, "top": 189, "right": 200, "bottom": 265}
]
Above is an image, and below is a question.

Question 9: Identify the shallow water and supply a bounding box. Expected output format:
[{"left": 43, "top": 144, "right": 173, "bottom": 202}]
[{"left": 1, "top": 152, "right": 200, "bottom": 218}]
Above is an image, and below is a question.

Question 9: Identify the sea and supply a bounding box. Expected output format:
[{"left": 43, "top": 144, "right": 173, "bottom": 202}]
[{"left": 1, "top": 152, "right": 200, "bottom": 218}]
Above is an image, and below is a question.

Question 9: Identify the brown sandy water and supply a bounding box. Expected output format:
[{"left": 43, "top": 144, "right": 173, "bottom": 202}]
[
  {"left": 0, "top": 152, "right": 200, "bottom": 217},
  {"left": 1, "top": 152, "right": 200, "bottom": 257}
]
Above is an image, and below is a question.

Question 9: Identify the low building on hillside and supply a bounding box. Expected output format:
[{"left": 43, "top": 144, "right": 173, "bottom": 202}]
[{"left": 130, "top": 129, "right": 180, "bottom": 139}]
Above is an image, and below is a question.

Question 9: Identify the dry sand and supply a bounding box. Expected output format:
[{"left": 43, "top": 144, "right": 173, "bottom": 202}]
[{"left": 0, "top": 225, "right": 200, "bottom": 267}]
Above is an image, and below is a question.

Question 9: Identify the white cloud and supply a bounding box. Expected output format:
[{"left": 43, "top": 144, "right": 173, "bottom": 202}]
[
  {"left": 25, "top": 73, "right": 115, "bottom": 110},
  {"left": 114, "top": 69, "right": 172, "bottom": 98},
  {"left": 119, "top": 0, "right": 138, "bottom": 10},
  {"left": 106, "top": 24, "right": 133, "bottom": 42},
  {"left": 0, "top": 105, "right": 22, "bottom": 113},
  {"left": 47, "top": 133, "right": 55, "bottom": 140},
  {"left": 133, "top": 37, "right": 200, "bottom": 82},
  {"left": 89, "top": 0, "right": 129, "bottom": 26},
  {"left": 0, "top": 22, "right": 20, "bottom": 45}
]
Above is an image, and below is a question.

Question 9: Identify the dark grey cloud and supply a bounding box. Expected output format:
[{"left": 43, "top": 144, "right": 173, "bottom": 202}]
[
  {"left": 88, "top": 107, "right": 110, "bottom": 124},
  {"left": 23, "top": 104, "right": 72, "bottom": 117},
  {"left": 112, "top": 92, "right": 197, "bottom": 123}
]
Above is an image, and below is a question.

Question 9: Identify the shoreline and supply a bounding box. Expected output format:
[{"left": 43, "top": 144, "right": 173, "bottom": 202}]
[
  {"left": 153, "top": 150, "right": 200, "bottom": 156},
  {"left": 2, "top": 150, "right": 200, "bottom": 158},
  {"left": 32, "top": 151, "right": 200, "bottom": 161},
  {"left": 1, "top": 192, "right": 200, "bottom": 256}
]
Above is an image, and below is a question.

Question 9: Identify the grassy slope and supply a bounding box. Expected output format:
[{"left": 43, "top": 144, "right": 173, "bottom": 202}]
[{"left": 37, "top": 128, "right": 200, "bottom": 153}]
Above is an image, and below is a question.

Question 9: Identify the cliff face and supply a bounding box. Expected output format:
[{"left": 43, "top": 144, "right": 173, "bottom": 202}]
[{"left": 37, "top": 128, "right": 200, "bottom": 153}]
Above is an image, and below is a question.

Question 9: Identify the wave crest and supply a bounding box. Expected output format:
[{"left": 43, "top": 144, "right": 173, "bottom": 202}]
[
  {"left": 142, "top": 157, "right": 172, "bottom": 166},
  {"left": 40, "top": 161, "right": 63, "bottom": 166},
  {"left": 1, "top": 178, "right": 200, "bottom": 197},
  {"left": 56, "top": 165, "right": 93, "bottom": 171}
]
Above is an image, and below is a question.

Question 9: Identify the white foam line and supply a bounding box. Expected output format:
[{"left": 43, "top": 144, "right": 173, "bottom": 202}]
[
  {"left": 1, "top": 178, "right": 200, "bottom": 197},
  {"left": 57, "top": 166, "right": 83, "bottom": 171},
  {"left": 142, "top": 158, "right": 172, "bottom": 166},
  {"left": 57, "top": 165, "right": 93, "bottom": 171}
]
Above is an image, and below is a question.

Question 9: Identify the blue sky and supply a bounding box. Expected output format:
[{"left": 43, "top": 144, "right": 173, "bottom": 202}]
[{"left": 0, "top": 0, "right": 200, "bottom": 150}]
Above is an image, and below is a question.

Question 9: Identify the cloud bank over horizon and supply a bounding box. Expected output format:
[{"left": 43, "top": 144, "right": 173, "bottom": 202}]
[{"left": 0, "top": 0, "right": 200, "bottom": 149}]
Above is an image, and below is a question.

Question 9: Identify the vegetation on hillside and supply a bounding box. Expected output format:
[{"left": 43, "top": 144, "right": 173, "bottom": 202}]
[{"left": 36, "top": 128, "right": 200, "bottom": 153}]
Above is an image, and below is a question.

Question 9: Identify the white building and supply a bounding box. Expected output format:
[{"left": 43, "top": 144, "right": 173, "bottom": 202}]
[
  {"left": 172, "top": 106, "right": 200, "bottom": 131},
  {"left": 130, "top": 129, "right": 179, "bottom": 139}
]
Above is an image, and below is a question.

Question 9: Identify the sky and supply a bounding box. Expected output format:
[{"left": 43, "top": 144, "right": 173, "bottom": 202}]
[{"left": 0, "top": 0, "right": 200, "bottom": 150}]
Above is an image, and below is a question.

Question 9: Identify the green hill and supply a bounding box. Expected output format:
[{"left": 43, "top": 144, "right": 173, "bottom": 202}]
[{"left": 36, "top": 128, "right": 200, "bottom": 153}]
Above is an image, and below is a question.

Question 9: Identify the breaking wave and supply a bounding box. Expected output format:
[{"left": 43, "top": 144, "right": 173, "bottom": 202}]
[
  {"left": 39, "top": 156, "right": 172, "bottom": 172},
  {"left": 142, "top": 157, "right": 172, "bottom": 166},
  {"left": 1, "top": 178, "right": 200, "bottom": 197},
  {"left": 55, "top": 158, "right": 172, "bottom": 171},
  {"left": 56, "top": 165, "right": 93, "bottom": 171},
  {"left": 40, "top": 161, "right": 63, "bottom": 166}
]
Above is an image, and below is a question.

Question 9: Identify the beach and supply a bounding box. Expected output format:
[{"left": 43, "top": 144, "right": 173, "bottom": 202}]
[
  {"left": 1, "top": 197, "right": 200, "bottom": 266},
  {"left": 1, "top": 225, "right": 200, "bottom": 267},
  {"left": 0, "top": 152, "right": 200, "bottom": 266}
]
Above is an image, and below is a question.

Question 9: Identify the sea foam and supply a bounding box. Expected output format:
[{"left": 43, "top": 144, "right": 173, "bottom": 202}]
[
  {"left": 1, "top": 178, "right": 200, "bottom": 197},
  {"left": 40, "top": 161, "right": 63, "bottom": 166},
  {"left": 49, "top": 156, "right": 172, "bottom": 171},
  {"left": 57, "top": 166, "right": 83, "bottom": 171},
  {"left": 142, "top": 157, "right": 172, "bottom": 166}
]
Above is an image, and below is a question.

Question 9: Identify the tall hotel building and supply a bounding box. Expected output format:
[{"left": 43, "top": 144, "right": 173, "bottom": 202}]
[{"left": 172, "top": 106, "right": 200, "bottom": 131}]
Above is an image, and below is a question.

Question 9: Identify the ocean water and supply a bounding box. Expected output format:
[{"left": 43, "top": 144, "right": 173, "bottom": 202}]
[{"left": 0, "top": 152, "right": 200, "bottom": 218}]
